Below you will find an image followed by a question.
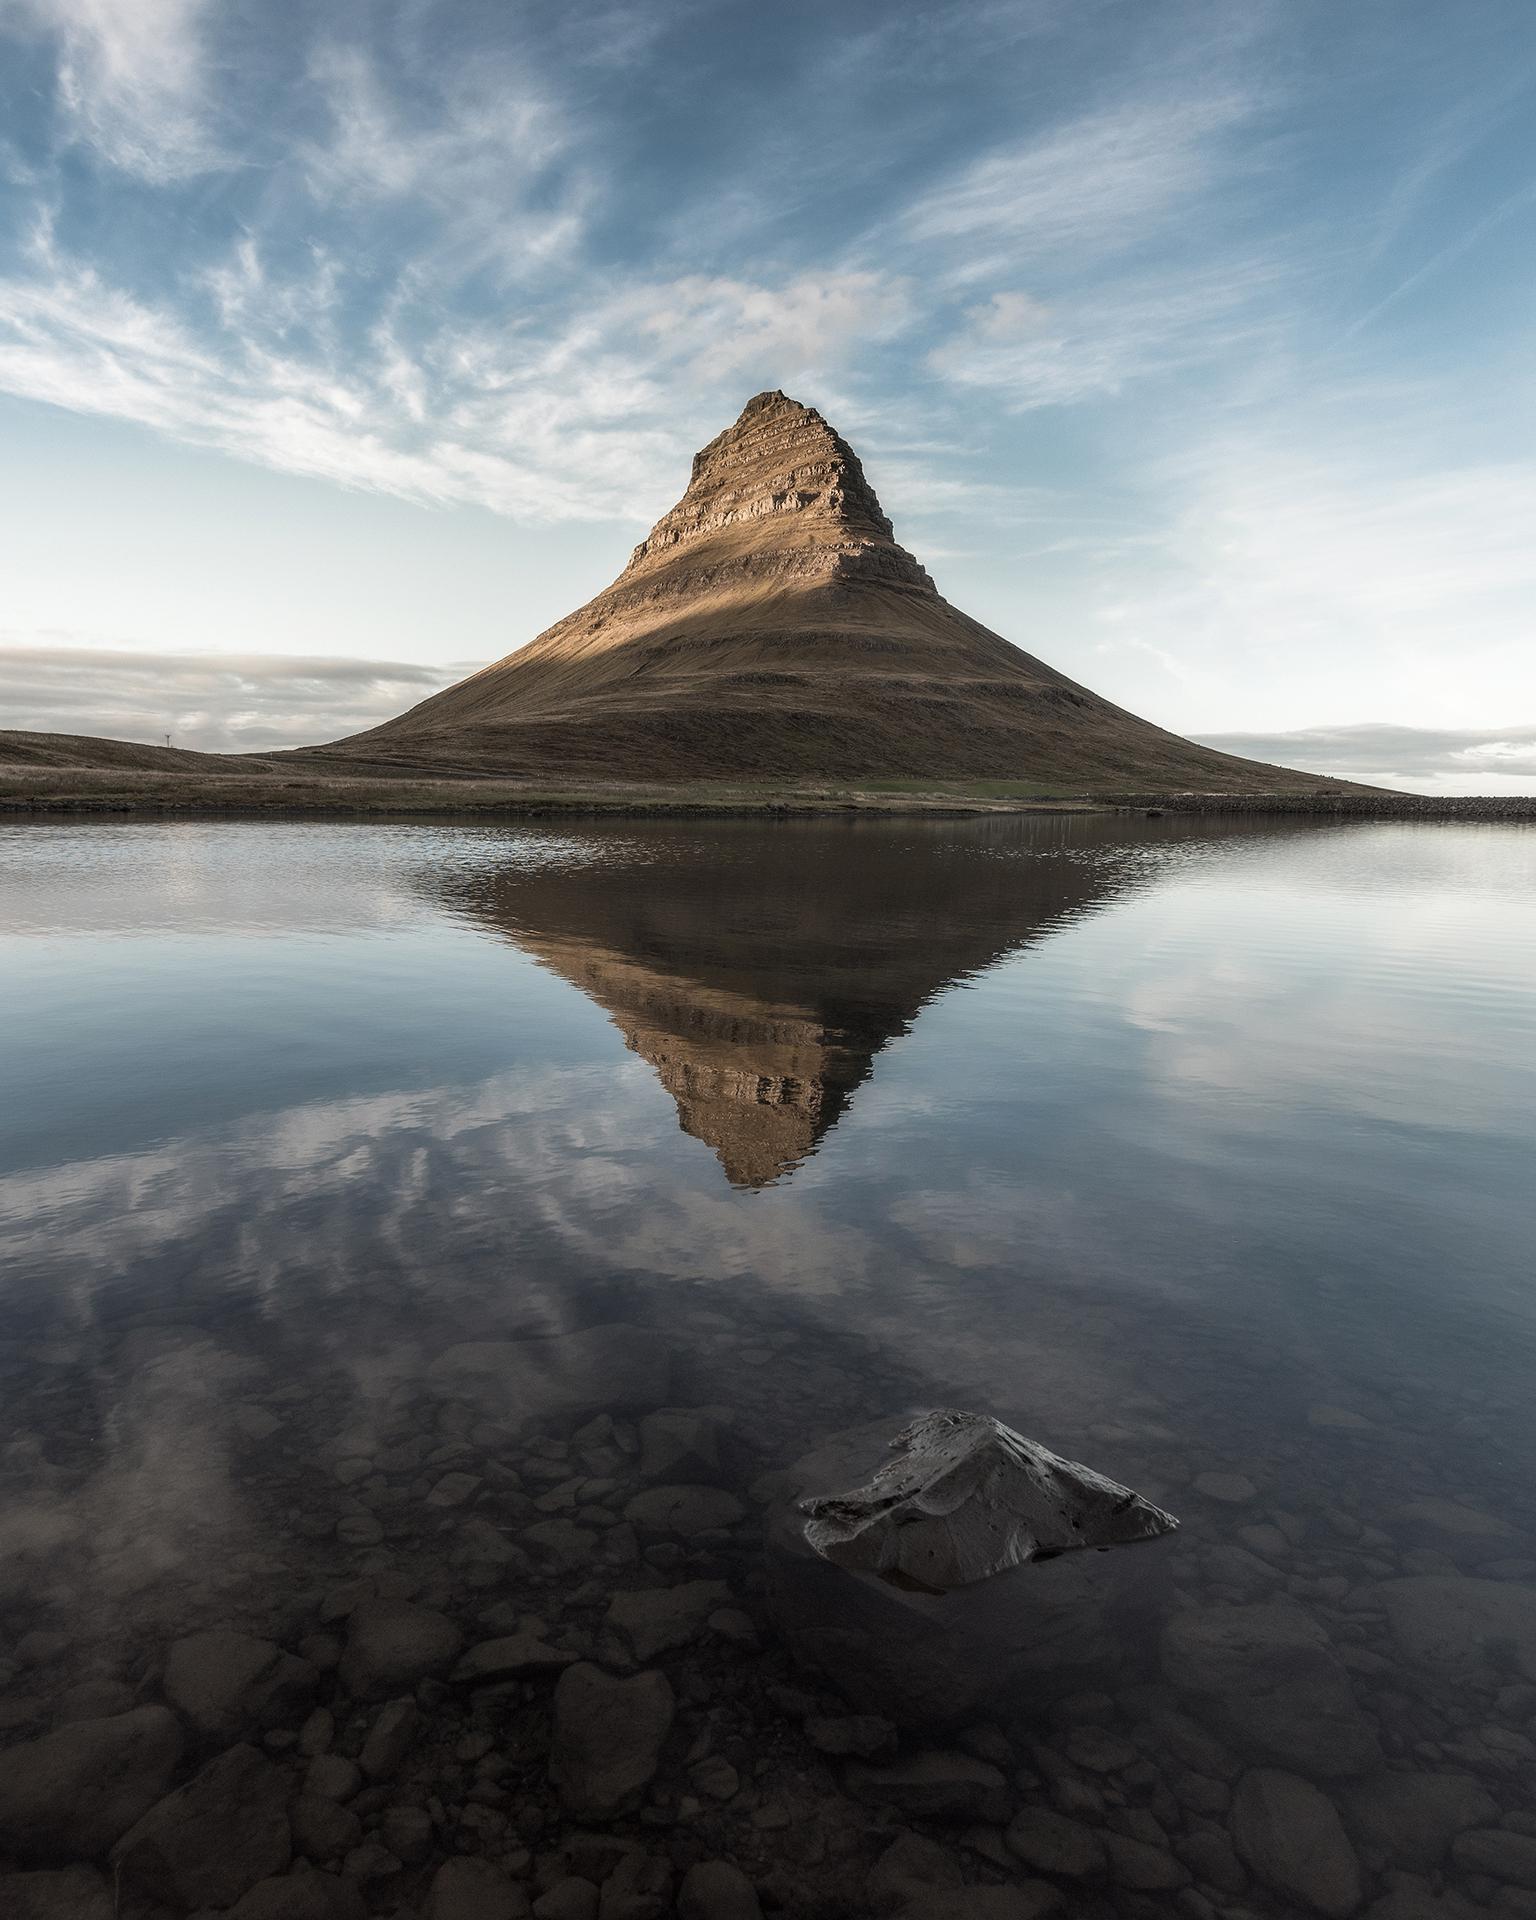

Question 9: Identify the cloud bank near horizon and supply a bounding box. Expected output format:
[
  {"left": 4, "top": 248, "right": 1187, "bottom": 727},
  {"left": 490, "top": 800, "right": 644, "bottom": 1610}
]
[
  {"left": 1198, "top": 724, "right": 1536, "bottom": 799},
  {"left": 0, "top": 640, "right": 457, "bottom": 752}
]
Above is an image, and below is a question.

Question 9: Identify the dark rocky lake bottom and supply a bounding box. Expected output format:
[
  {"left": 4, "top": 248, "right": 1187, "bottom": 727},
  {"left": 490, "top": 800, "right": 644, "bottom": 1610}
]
[{"left": 0, "top": 815, "right": 1533, "bottom": 1920}]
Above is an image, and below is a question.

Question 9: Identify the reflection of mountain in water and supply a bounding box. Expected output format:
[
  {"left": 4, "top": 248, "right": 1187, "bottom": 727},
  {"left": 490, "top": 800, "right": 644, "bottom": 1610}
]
[{"left": 435, "top": 820, "right": 1137, "bottom": 1188}]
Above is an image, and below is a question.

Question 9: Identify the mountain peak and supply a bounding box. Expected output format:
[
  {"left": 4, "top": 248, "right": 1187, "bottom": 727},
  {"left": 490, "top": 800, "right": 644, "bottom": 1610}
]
[
  {"left": 738, "top": 387, "right": 800, "bottom": 416},
  {"left": 331, "top": 393, "right": 1337, "bottom": 797},
  {"left": 623, "top": 389, "right": 934, "bottom": 593}
]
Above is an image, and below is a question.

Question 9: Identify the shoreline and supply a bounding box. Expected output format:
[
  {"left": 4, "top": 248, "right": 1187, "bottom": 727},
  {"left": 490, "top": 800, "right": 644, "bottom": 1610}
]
[{"left": 0, "top": 776, "right": 1532, "bottom": 823}]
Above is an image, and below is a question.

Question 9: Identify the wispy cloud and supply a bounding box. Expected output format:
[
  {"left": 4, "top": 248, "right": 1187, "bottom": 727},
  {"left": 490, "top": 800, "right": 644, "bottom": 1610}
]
[
  {"left": 901, "top": 92, "right": 1257, "bottom": 279},
  {"left": 0, "top": 640, "right": 458, "bottom": 750},
  {"left": 1345, "top": 177, "right": 1536, "bottom": 338},
  {"left": 2, "top": 0, "right": 216, "bottom": 179},
  {"left": 890, "top": 69, "right": 1312, "bottom": 412},
  {"left": 928, "top": 255, "right": 1297, "bottom": 408},
  {"left": 0, "top": 4, "right": 1283, "bottom": 520},
  {"left": 1365, "top": 63, "right": 1536, "bottom": 261},
  {"left": 0, "top": 214, "right": 914, "bottom": 520},
  {"left": 299, "top": 41, "right": 587, "bottom": 278}
]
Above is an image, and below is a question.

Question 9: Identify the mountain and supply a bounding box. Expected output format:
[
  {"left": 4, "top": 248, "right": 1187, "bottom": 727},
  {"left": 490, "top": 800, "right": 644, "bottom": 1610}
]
[
  {"left": 318, "top": 391, "right": 1331, "bottom": 791},
  {"left": 421, "top": 816, "right": 1151, "bottom": 1187}
]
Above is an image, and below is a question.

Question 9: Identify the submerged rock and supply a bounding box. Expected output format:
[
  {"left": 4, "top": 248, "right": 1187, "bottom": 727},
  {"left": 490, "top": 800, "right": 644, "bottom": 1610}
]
[
  {"left": 900, "top": 1895, "right": 1062, "bottom": 1920},
  {"left": 625, "top": 1485, "right": 745, "bottom": 1538},
  {"left": 0, "top": 1867, "right": 114, "bottom": 1920},
  {"left": 163, "top": 1629, "right": 318, "bottom": 1741},
  {"left": 1378, "top": 1576, "right": 1536, "bottom": 1682},
  {"left": 846, "top": 1749, "right": 1010, "bottom": 1824},
  {"left": 677, "top": 1861, "right": 763, "bottom": 1920},
  {"left": 0, "top": 1705, "right": 183, "bottom": 1860},
  {"left": 605, "top": 1581, "right": 733, "bottom": 1661},
  {"left": 639, "top": 1407, "right": 734, "bottom": 1485},
  {"left": 425, "top": 1857, "right": 531, "bottom": 1919},
  {"left": 1341, "top": 1771, "right": 1497, "bottom": 1868},
  {"left": 1005, "top": 1806, "right": 1108, "bottom": 1879},
  {"left": 550, "top": 1663, "right": 674, "bottom": 1819},
  {"left": 227, "top": 1874, "right": 367, "bottom": 1920},
  {"left": 1231, "top": 1768, "right": 1363, "bottom": 1917},
  {"left": 426, "top": 1323, "right": 669, "bottom": 1429},
  {"left": 358, "top": 1697, "right": 418, "bottom": 1781},
  {"left": 1161, "top": 1599, "right": 1380, "bottom": 1778},
  {"left": 338, "top": 1600, "right": 463, "bottom": 1699},
  {"left": 451, "top": 1634, "right": 579, "bottom": 1685},
  {"left": 113, "top": 1743, "right": 291, "bottom": 1910},
  {"left": 799, "top": 1409, "right": 1177, "bottom": 1593}
]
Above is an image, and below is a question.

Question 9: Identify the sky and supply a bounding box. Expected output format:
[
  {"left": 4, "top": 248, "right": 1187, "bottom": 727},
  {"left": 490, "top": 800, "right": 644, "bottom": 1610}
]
[{"left": 1, "top": 0, "right": 1533, "bottom": 793}]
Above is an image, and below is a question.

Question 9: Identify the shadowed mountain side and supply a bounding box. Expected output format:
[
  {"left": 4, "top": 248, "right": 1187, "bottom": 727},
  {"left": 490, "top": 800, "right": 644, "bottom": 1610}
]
[
  {"left": 424, "top": 820, "right": 1140, "bottom": 1186},
  {"left": 319, "top": 391, "right": 1341, "bottom": 792}
]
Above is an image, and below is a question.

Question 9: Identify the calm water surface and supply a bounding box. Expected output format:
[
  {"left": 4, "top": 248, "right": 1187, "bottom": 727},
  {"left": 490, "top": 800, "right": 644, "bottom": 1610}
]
[{"left": 1, "top": 815, "right": 1533, "bottom": 1918}]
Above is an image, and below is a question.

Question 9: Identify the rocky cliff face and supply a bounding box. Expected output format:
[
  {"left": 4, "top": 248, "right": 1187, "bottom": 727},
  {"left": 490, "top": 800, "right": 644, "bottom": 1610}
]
[
  {"left": 327, "top": 391, "right": 1331, "bottom": 792},
  {"left": 620, "top": 388, "right": 935, "bottom": 595}
]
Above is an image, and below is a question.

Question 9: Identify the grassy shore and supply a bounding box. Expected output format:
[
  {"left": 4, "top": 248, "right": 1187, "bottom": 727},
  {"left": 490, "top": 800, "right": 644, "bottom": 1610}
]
[
  {"left": 1, "top": 760, "right": 1532, "bottom": 821},
  {"left": 0, "top": 763, "right": 1101, "bottom": 817}
]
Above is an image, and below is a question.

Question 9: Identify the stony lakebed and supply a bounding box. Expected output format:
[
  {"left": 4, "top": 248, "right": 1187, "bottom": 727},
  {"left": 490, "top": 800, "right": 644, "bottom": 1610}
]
[{"left": 0, "top": 1305, "right": 1534, "bottom": 1920}]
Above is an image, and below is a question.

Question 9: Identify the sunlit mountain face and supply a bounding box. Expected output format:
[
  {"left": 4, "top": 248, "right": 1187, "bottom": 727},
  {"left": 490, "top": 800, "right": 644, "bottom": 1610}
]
[{"left": 322, "top": 392, "right": 1330, "bottom": 792}]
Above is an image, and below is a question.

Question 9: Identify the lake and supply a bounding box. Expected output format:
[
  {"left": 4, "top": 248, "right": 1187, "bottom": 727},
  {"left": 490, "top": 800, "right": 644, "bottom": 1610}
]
[{"left": 1, "top": 813, "right": 1534, "bottom": 1919}]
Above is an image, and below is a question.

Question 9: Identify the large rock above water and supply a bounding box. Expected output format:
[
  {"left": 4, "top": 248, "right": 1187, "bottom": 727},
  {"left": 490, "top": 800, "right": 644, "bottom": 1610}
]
[
  {"left": 799, "top": 1408, "right": 1176, "bottom": 1591},
  {"left": 426, "top": 1323, "right": 670, "bottom": 1428},
  {"left": 766, "top": 1419, "right": 1175, "bottom": 1727},
  {"left": 1161, "top": 1599, "right": 1379, "bottom": 1778},
  {"left": 0, "top": 1705, "right": 183, "bottom": 1860}
]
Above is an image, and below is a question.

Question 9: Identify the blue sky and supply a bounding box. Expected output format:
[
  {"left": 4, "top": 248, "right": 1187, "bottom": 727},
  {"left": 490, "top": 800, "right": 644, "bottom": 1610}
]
[{"left": 1, "top": 0, "right": 1533, "bottom": 791}]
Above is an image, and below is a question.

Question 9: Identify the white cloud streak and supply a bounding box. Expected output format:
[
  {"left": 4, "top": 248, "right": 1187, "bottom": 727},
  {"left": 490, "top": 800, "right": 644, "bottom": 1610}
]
[
  {"left": 1, "top": 0, "right": 216, "bottom": 179},
  {"left": 1345, "top": 177, "right": 1536, "bottom": 338},
  {"left": 929, "top": 255, "right": 1297, "bottom": 408},
  {"left": 299, "top": 41, "right": 588, "bottom": 277},
  {"left": 0, "top": 221, "right": 915, "bottom": 520},
  {"left": 902, "top": 92, "right": 1255, "bottom": 276}
]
